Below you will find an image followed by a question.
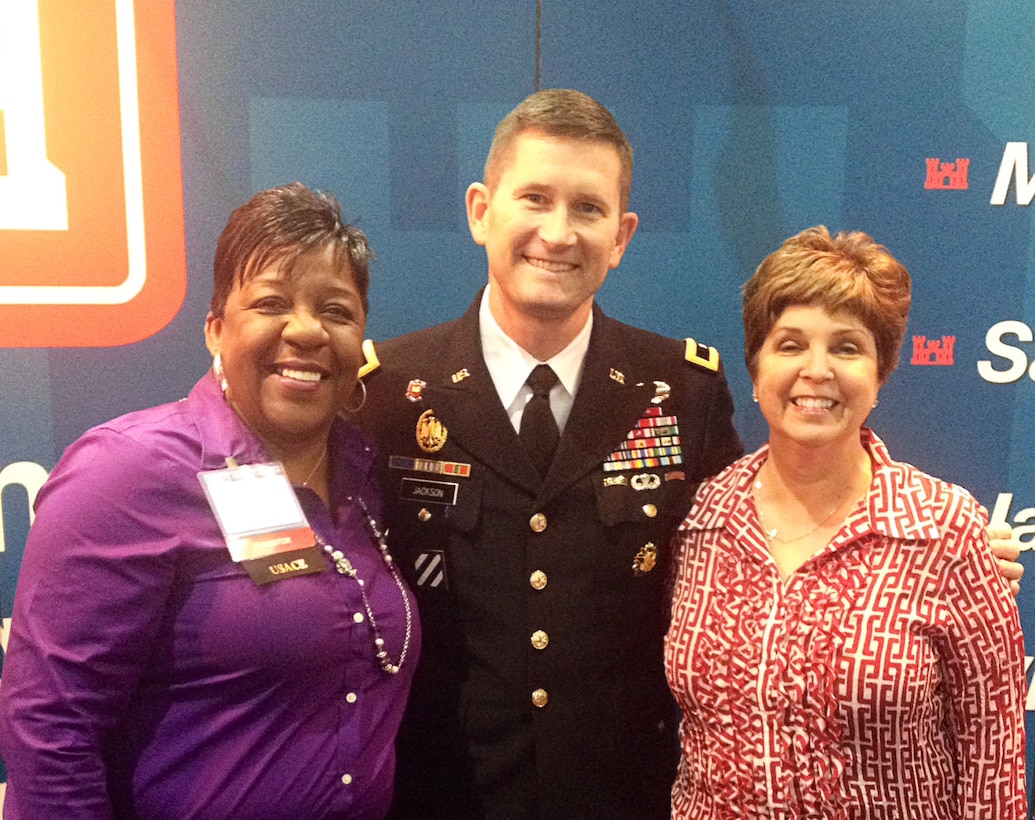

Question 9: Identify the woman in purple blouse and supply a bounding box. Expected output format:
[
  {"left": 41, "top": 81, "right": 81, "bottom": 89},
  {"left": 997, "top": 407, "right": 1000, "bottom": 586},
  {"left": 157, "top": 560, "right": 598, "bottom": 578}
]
[{"left": 0, "top": 183, "right": 420, "bottom": 819}]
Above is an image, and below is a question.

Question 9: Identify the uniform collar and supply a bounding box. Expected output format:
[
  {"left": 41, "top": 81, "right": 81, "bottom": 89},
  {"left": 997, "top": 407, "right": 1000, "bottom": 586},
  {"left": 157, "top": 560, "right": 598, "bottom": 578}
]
[{"left": 478, "top": 284, "right": 591, "bottom": 415}]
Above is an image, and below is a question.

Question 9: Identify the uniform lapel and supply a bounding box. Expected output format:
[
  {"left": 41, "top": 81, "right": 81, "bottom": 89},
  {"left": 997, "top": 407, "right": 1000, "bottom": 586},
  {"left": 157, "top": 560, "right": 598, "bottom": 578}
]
[
  {"left": 416, "top": 298, "right": 542, "bottom": 493},
  {"left": 543, "top": 309, "right": 654, "bottom": 501}
]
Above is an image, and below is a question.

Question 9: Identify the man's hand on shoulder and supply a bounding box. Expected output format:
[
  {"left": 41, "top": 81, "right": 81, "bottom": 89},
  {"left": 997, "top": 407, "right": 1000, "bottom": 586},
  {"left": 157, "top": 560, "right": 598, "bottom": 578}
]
[{"left": 987, "top": 524, "right": 1023, "bottom": 596}]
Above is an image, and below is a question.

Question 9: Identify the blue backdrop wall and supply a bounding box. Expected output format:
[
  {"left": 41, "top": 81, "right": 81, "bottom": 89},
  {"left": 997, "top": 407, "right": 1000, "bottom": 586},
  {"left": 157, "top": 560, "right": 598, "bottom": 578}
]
[{"left": 2, "top": 0, "right": 1034, "bottom": 787}]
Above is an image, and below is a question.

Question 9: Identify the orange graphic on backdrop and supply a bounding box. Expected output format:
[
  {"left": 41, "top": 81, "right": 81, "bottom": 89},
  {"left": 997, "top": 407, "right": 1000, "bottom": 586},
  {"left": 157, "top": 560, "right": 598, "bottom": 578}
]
[{"left": 0, "top": 0, "right": 185, "bottom": 347}]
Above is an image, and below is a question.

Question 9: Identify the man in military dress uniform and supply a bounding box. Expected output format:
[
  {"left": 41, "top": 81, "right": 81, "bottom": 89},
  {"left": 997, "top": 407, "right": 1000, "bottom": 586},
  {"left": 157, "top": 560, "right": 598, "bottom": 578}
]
[{"left": 357, "top": 89, "right": 743, "bottom": 818}]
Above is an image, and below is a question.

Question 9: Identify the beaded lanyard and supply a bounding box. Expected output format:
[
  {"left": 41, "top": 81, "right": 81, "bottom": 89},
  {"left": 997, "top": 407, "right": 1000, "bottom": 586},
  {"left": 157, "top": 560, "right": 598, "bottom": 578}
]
[{"left": 318, "top": 496, "right": 414, "bottom": 675}]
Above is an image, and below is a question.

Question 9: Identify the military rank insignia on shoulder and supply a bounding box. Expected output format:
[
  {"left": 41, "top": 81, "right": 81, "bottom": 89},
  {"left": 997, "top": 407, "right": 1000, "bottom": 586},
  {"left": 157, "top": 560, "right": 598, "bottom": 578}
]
[
  {"left": 684, "top": 337, "right": 720, "bottom": 372},
  {"left": 358, "top": 339, "right": 381, "bottom": 378}
]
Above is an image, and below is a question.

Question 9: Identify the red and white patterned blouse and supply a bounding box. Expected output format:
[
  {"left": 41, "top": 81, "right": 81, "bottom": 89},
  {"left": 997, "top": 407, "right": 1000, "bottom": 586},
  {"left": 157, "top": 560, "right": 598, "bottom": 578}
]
[{"left": 664, "top": 430, "right": 1026, "bottom": 819}]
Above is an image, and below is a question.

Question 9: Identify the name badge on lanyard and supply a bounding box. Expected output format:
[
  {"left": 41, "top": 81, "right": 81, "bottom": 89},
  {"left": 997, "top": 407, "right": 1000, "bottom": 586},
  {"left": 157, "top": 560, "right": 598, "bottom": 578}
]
[{"left": 198, "top": 462, "right": 326, "bottom": 584}]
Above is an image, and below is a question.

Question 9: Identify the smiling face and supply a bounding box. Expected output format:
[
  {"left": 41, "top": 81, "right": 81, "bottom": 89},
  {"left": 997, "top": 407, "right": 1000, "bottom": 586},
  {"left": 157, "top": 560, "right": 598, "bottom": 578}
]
[
  {"left": 466, "top": 130, "right": 638, "bottom": 347},
  {"left": 754, "top": 304, "right": 880, "bottom": 453},
  {"left": 204, "top": 243, "right": 366, "bottom": 458}
]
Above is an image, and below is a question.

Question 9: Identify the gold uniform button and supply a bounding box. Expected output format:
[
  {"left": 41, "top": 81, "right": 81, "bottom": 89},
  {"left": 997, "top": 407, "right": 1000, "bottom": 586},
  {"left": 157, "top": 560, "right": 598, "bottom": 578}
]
[
  {"left": 529, "top": 513, "right": 548, "bottom": 532},
  {"left": 531, "top": 688, "right": 549, "bottom": 708},
  {"left": 530, "top": 630, "right": 549, "bottom": 650},
  {"left": 642, "top": 503, "right": 658, "bottom": 518},
  {"left": 529, "top": 570, "right": 548, "bottom": 590},
  {"left": 418, "top": 507, "right": 432, "bottom": 522}
]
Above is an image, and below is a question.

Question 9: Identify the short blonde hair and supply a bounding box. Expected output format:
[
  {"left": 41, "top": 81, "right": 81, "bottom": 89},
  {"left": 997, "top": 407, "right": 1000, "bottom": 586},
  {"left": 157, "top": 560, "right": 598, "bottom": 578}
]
[{"left": 742, "top": 226, "right": 912, "bottom": 383}]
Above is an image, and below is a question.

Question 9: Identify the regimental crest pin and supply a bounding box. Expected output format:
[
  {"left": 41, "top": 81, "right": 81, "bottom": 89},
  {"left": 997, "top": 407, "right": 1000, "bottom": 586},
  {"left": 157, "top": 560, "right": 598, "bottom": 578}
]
[
  {"left": 632, "top": 542, "right": 657, "bottom": 576},
  {"left": 405, "top": 379, "right": 427, "bottom": 402},
  {"left": 416, "top": 408, "right": 448, "bottom": 453}
]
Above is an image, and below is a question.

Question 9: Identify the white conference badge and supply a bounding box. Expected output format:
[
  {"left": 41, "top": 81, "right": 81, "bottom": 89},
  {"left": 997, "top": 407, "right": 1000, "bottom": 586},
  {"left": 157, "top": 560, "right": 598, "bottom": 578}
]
[{"left": 198, "top": 462, "right": 326, "bottom": 584}]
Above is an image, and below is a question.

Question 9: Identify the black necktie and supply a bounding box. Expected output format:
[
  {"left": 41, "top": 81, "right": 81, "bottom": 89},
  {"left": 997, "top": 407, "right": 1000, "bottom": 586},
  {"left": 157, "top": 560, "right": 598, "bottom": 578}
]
[{"left": 520, "top": 364, "right": 560, "bottom": 477}]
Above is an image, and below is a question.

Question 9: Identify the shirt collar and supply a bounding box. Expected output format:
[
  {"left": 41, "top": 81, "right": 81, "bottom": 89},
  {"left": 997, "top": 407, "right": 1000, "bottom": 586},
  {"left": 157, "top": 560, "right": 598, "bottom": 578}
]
[
  {"left": 187, "top": 372, "right": 375, "bottom": 482},
  {"left": 478, "top": 284, "right": 592, "bottom": 409},
  {"left": 682, "top": 429, "right": 944, "bottom": 542},
  {"left": 189, "top": 373, "right": 268, "bottom": 470},
  {"left": 862, "top": 430, "right": 943, "bottom": 540}
]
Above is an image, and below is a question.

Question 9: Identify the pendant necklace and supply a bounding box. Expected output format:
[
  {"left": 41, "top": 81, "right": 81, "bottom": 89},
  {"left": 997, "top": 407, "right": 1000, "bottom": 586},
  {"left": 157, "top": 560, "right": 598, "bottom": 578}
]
[{"left": 318, "top": 495, "right": 413, "bottom": 675}]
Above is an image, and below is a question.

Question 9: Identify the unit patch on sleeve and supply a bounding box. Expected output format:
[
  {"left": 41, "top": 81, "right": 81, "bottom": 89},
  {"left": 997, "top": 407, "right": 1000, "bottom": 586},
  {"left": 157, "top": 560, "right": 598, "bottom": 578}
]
[{"left": 414, "top": 550, "right": 448, "bottom": 589}]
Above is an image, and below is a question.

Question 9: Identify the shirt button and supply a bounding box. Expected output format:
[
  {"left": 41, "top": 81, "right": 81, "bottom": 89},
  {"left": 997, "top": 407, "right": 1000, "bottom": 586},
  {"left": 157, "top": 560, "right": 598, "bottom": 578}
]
[
  {"left": 530, "top": 630, "right": 549, "bottom": 650},
  {"left": 531, "top": 688, "right": 549, "bottom": 708},
  {"left": 341, "top": 773, "right": 353, "bottom": 785},
  {"left": 529, "top": 513, "right": 547, "bottom": 532},
  {"left": 346, "top": 692, "right": 358, "bottom": 704},
  {"left": 353, "top": 612, "right": 365, "bottom": 624},
  {"left": 642, "top": 503, "right": 658, "bottom": 518},
  {"left": 529, "top": 570, "right": 548, "bottom": 590}
]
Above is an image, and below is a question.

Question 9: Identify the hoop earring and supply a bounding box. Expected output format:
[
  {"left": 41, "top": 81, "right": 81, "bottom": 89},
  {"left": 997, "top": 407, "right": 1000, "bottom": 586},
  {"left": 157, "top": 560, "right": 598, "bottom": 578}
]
[
  {"left": 343, "top": 380, "right": 367, "bottom": 414},
  {"left": 212, "top": 353, "right": 229, "bottom": 398}
]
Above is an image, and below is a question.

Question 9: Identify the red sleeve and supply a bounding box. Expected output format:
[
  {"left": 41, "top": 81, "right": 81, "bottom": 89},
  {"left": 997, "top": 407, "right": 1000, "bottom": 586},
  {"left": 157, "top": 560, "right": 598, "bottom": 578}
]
[{"left": 941, "top": 507, "right": 1028, "bottom": 818}]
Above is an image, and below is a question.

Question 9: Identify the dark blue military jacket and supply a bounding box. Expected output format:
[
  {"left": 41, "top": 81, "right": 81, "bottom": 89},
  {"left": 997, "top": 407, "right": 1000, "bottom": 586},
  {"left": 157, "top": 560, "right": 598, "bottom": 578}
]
[{"left": 357, "top": 295, "right": 743, "bottom": 819}]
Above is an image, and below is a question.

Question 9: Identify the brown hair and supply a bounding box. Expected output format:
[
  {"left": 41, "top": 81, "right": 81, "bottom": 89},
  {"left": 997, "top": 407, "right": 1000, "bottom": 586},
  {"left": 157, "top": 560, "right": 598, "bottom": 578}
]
[
  {"left": 484, "top": 89, "right": 634, "bottom": 211},
  {"left": 210, "top": 182, "right": 374, "bottom": 317},
  {"left": 742, "top": 225, "right": 912, "bottom": 383}
]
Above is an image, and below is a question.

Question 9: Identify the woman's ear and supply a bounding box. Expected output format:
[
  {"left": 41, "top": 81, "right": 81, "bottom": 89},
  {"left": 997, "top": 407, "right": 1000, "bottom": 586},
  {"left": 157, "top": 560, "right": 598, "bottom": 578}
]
[{"left": 204, "top": 311, "right": 222, "bottom": 357}]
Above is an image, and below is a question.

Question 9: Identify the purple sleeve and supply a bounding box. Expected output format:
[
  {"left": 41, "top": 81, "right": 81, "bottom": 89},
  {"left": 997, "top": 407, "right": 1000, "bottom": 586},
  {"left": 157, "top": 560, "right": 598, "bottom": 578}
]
[{"left": 0, "top": 430, "right": 180, "bottom": 819}]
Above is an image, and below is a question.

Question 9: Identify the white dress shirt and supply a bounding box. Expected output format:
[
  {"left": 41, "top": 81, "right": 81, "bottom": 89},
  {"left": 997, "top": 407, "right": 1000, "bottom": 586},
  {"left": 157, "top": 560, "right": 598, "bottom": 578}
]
[{"left": 478, "top": 286, "right": 591, "bottom": 435}]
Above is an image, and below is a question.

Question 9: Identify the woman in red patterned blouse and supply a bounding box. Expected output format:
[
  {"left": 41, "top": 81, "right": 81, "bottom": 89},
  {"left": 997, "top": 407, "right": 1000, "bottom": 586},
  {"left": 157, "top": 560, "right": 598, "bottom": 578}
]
[{"left": 664, "top": 226, "right": 1026, "bottom": 818}]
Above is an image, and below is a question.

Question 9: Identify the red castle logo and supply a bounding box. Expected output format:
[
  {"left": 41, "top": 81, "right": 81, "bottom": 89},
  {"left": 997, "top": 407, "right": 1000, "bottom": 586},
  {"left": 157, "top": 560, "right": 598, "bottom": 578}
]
[
  {"left": 911, "top": 336, "right": 956, "bottom": 366},
  {"left": 924, "top": 158, "right": 970, "bottom": 191}
]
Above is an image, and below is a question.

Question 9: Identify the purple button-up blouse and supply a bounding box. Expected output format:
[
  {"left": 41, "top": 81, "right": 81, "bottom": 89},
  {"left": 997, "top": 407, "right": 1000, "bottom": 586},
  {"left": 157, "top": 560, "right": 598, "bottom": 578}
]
[{"left": 0, "top": 375, "right": 419, "bottom": 819}]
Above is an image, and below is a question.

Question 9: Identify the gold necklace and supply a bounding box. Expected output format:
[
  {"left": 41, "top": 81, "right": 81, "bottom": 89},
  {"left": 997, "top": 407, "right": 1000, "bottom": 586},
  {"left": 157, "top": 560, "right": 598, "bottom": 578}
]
[
  {"left": 301, "top": 445, "right": 327, "bottom": 487},
  {"left": 754, "top": 480, "right": 857, "bottom": 544}
]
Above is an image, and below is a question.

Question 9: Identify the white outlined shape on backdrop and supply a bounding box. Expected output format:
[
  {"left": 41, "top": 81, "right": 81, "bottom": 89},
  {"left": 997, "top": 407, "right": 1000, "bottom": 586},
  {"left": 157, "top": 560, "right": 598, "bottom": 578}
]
[
  {"left": 0, "top": 0, "right": 68, "bottom": 231},
  {"left": 0, "top": 0, "right": 146, "bottom": 305}
]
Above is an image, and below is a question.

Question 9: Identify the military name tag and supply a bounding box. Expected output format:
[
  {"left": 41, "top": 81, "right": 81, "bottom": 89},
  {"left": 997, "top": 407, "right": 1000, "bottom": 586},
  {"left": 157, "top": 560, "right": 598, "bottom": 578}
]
[{"left": 400, "top": 477, "right": 458, "bottom": 505}]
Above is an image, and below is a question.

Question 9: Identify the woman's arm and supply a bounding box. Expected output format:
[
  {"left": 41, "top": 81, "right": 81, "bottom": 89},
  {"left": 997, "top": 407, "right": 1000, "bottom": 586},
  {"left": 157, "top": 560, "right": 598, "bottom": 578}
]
[
  {"left": 0, "top": 430, "right": 179, "bottom": 819},
  {"left": 942, "top": 512, "right": 1027, "bottom": 819}
]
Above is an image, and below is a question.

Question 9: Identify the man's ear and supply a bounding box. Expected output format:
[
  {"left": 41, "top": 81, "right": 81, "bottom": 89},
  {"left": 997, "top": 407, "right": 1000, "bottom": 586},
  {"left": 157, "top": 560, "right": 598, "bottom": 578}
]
[
  {"left": 466, "top": 182, "right": 491, "bottom": 247},
  {"left": 608, "top": 210, "right": 640, "bottom": 269}
]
